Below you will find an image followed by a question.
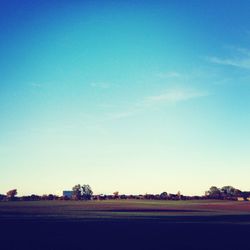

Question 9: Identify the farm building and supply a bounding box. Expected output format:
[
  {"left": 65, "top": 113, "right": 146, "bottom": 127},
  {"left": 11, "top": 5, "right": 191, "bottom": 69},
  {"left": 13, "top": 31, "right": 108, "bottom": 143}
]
[{"left": 63, "top": 191, "right": 73, "bottom": 198}]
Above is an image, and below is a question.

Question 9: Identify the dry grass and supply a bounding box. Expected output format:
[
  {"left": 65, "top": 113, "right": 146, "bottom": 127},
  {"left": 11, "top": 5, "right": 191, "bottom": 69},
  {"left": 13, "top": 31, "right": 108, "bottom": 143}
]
[{"left": 1, "top": 199, "right": 250, "bottom": 220}]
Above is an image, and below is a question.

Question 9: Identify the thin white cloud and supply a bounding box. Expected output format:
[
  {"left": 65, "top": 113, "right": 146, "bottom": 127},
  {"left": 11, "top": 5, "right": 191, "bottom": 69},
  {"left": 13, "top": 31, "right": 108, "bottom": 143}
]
[
  {"left": 208, "top": 56, "right": 250, "bottom": 69},
  {"left": 108, "top": 111, "right": 137, "bottom": 119},
  {"left": 207, "top": 46, "right": 250, "bottom": 69},
  {"left": 143, "top": 88, "right": 208, "bottom": 105},
  {"left": 156, "top": 71, "right": 181, "bottom": 78},
  {"left": 90, "top": 82, "right": 111, "bottom": 89},
  {"left": 224, "top": 45, "right": 250, "bottom": 56},
  {"left": 234, "top": 47, "right": 250, "bottom": 56},
  {"left": 107, "top": 87, "right": 208, "bottom": 121}
]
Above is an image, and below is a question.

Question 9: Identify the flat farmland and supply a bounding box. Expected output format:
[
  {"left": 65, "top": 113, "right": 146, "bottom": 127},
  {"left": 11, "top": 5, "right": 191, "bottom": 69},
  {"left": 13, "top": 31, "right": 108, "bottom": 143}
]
[
  {"left": 1, "top": 200, "right": 250, "bottom": 250},
  {"left": 1, "top": 199, "right": 250, "bottom": 219}
]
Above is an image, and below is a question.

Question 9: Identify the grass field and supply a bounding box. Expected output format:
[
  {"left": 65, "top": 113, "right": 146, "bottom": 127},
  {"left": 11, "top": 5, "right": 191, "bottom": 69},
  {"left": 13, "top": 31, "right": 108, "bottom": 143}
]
[
  {"left": 1, "top": 199, "right": 250, "bottom": 219},
  {"left": 1, "top": 200, "right": 250, "bottom": 250}
]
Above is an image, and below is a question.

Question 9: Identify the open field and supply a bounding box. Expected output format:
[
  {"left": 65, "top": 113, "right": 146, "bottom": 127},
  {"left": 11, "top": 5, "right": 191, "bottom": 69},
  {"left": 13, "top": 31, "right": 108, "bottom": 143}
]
[{"left": 1, "top": 200, "right": 250, "bottom": 250}]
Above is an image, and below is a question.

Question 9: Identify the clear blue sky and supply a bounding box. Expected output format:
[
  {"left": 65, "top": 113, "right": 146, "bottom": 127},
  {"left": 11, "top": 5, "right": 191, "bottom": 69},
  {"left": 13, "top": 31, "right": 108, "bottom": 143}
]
[{"left": 1, "top": 0, "right": 250, "bottom": 196}]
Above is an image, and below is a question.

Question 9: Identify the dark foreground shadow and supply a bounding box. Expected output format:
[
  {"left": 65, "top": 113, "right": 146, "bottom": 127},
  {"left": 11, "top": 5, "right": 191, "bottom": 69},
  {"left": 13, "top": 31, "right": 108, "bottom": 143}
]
[
  {"left": 1, "top": 216, "right": 250, "bottom": 250},
  {"left": 101, "top": 209, "right": 204, "bottom": 213}
]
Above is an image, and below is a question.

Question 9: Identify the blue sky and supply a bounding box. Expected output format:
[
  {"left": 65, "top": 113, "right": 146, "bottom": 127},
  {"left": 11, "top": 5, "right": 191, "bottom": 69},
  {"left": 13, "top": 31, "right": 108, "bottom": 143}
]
[{"left": 1, "top": 0, "right": 250, "bottom": 196}]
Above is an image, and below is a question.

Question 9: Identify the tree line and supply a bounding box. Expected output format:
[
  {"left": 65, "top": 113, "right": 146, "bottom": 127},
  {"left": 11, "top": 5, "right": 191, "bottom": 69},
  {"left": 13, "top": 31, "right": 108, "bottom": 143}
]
[
  {"left": 0, "top": 185, "right": 249, "bottom": 202},
  {"left": 206, "top": 186, "right": 250, "bottom": 201}
]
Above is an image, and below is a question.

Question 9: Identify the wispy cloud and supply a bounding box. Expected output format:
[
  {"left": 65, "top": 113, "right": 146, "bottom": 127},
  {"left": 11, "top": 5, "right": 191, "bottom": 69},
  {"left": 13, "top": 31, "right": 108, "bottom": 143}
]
[
  {"left": 207, "top": 46, "right": 250, "bottom": 69},
  {"left": 107, "top": 87, "right": 208, "bottom": 121},
  {"left": 207, "top": 56, "right": 250, "bottom": 69},
  {"left": 156, "top": 71, "right": 181, "bottom": 79},
  {"left": 90, "top": 82, "right": 111, "bottom": 89},
  {"left": 142, "top": 88, "right": 208, "bottom": 106},
  {"left": 234, "top": 47, "right": 250, "bottom": 56},
  {"left": 107, "top": 111, "right": 138, "bottom": 120}
]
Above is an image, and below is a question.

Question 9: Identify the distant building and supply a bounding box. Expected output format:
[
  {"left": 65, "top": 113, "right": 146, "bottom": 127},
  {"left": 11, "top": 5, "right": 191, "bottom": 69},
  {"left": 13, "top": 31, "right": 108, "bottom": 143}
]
[{"left": 63, "top": 191, "right": 73, "bottom": 198}]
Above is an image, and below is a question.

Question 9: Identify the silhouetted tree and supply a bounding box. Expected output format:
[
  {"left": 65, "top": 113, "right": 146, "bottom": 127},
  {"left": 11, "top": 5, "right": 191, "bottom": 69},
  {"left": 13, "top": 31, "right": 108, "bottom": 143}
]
[
  {"left": 113, "top": 191, "right": 119, "bottom": 199},
  {"left": 177, "top": 191, "right": 181, "bottom": 200},
  {"left": 241, "top": 192, "right": 250, "bottom": 201},
  {"left": 72, "top": 184, "right": 93, "bottom": 200},
  {"left": 160, "top": 192, "right": 168, "bottom": 199},
  {"left": 6, "top": 189, "right": 17, "bottom": 200},
  {"left": 72, "top": 184, "right": 82, "bottom": 200},
  {"left": 0, "top": 194, "right": 6, "bottom": 201},
  {"left": 221, "top": 186, "right": 241, "bottom": 198},
  {"left": 82, "top": 184, "right": 93, "bottom": 200},
  {"left": 207, "top": 186, "right": 221, "bottom": 199}
]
